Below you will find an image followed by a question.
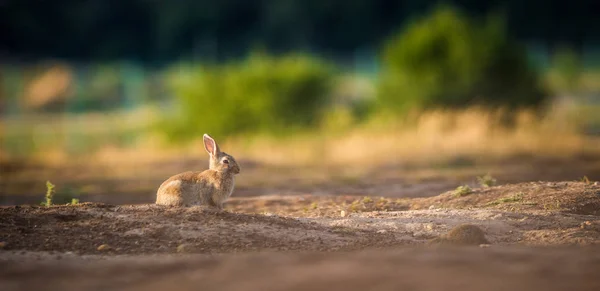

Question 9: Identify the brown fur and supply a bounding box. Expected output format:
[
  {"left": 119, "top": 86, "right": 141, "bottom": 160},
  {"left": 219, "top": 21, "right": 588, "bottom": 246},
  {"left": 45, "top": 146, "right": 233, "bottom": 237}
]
[{"left": 155, "top": 134, "right": 240, "bottom": 208}]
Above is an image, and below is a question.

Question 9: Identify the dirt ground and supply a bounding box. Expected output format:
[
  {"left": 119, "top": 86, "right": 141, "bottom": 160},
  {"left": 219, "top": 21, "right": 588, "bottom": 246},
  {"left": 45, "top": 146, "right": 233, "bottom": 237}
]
[
  {"left": 1, "top": 181, "right": 600, "bottom": 291},
  {"left": 3, "top": 154, "right": 600, "bottom": 205}
]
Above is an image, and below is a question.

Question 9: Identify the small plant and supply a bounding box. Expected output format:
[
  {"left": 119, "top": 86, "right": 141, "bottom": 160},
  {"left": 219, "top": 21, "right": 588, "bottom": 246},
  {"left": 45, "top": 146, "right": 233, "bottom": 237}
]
[
  {"left": 349, "top": 200, "right": 361, "bottom": 212},
  {"left": 580, "top": 176, "right": 591, "bottom": 184},
  {"left": 309, "top": 202, "right": 318, "bottom": 210},
  {"left": 486, "top": 192, "right": 524, "bottom": 206},
  {"left": 454, "top": 185, "right": 473, "bottom": 197},
  {"left": 377, "top": 197, "right": 388, "bottom": 206},
  {"left": 71, "top": 198, "right": 80, "bottom": 205},
  {"left": 43, "top": 181, "right": 55, "bottom": 207},
  {"left": 543, "top": 200, "right": 562, "bottom": 211},
  {"left": 362, "top": 196, "right": 373, "bottom": 203},
  {"left": 477, "top": 173, "right": 497, "bottom": 188}
]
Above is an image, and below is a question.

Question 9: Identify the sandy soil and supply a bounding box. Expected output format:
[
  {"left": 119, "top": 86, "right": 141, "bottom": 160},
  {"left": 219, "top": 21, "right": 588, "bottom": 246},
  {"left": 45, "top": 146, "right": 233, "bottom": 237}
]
[
  {"left": 1, "top": 181, "right": 599, "bottom": 291},
  {"left": 3, "top": 154, "right": 600, "bottom": 205},
  {"left": 2, "top": 247, "right": 600, "bottom": 291}
]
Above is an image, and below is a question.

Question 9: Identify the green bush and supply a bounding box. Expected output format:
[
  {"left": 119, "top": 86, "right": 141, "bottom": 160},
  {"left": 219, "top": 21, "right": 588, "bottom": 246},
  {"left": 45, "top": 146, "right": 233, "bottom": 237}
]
[
  {"left": 160, "top": 52, "right": 335, "bottom": 141},
  {"left": 377, "top": 6, "right": 546, "bottom": 113},
  {"left": 549, "top": 46, "right": 583, "bottom": 93}
]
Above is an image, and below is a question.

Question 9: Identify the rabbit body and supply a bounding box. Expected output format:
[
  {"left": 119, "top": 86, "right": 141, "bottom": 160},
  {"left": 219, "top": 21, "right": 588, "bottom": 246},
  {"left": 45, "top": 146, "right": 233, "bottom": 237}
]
[
  {"left": 156, "top": 134, "right": 240, "bottom": 208},
  {"left": 155, "top": 170, "right": 236, "bottom": 208}
]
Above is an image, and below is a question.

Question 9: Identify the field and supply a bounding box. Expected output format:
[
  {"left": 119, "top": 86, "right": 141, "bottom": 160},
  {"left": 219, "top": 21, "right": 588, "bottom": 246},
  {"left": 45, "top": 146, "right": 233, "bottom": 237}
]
[
  {"left": 2, "top": 154, "right": 600, "bottom": 291},
  {"left": 2, "top": 102, "right": 600, "bottom": 291},
  {"left": 4, "top": 3, "right": 600, "bottom": 289}
]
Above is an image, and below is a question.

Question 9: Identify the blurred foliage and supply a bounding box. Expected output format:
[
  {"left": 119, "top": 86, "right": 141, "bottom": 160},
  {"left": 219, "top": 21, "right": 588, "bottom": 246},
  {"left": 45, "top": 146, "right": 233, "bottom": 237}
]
[
  {"left": 548, "top": 46, "right": 584, "bottom": 93},
  {"left": 160, "top": 52, "right": 335, "bottom": 141},
  {"left": 376, "top": 6, "right": 546, "bottom": 113},
  {"left": 2, "top": 0, "right": 596, "bottom": 62}
]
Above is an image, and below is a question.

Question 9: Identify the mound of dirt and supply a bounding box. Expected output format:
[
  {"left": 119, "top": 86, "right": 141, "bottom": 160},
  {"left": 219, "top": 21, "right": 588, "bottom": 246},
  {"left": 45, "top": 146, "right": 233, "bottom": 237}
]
[
  {"left": 410, "top": 181, "right": 600, "bottom": 215},
  {"left": 225, "top": 181, "right": 600, "bottom": 218},
  {"left": 0, "top": 203, "right": 398, "bottom": 255},
  {"left": 1, "top": 181, "right": 599, "bottom": 257},
  {"left": 429, "top": 224, "right": 490, "bottom": 246},
  {"left": 1, "top": 181, "right": 600, "bottom": 291}
]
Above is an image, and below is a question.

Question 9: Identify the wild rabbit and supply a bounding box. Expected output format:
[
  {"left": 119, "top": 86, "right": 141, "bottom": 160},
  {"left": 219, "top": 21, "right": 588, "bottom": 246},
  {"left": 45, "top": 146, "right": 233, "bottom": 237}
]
[{"left": 155, "top": 134, "right": 240, "bottom": 208}]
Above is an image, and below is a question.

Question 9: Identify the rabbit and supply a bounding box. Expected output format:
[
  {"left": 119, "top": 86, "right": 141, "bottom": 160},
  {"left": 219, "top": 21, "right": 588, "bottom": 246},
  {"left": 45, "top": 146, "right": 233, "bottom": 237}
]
[{"left": 155, "top": 134, "right": 241, "bottom": 209}]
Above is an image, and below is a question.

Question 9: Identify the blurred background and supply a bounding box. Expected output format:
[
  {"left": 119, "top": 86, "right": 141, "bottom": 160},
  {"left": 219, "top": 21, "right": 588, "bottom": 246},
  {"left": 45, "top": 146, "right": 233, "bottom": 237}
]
[{"left": 2, "top": 0, "right": 600, "bottom": 205}]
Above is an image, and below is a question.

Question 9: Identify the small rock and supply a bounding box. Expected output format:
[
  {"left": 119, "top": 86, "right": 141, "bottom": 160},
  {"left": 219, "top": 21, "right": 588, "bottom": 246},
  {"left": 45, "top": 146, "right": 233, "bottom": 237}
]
[
  {"left": 428, "top": 205, "right": 435, "bottom": 210},
  {"left": 0, "top": 242, "right": 6, "bottom": 249},
  {"left": 177, "top": 244, "right": 190, "bottom": 253},
  {"left": 97, "top": 244, "right": 111, "bottom": 251},
  {"left": 479, "top": 244, "right": 491, "bottom": 248},
  {"left": 581, "top": 221, "right": 593, "bottom": 229},
  {"left": 594, "top": 182, "right": 599, "bottom": 186},
  {"left": 340, "top": 210, "right": 347, "bottom": 218},
  {"left": 376, "top": 229, "right": 387, "bottom": 234},
  {"left": 429, "top": 224, "right": 490, "bottom": 246}
]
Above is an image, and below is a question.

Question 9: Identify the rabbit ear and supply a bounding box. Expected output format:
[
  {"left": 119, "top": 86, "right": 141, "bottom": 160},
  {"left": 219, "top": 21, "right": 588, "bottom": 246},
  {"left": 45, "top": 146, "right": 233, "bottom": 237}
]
[{"left": 203, "top": 134, "right": 220, "bottom": 156}]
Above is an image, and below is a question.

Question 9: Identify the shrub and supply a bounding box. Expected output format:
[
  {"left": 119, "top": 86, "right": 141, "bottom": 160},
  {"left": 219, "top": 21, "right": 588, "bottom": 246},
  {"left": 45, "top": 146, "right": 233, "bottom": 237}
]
[
  {"left": 160, "top": 52, "right": 335, "bottom": 141},
  {"left": 477, "top": 173, "right": 497, "bottom": 187},
  {"left": 377, "top": 6, "right": 546, "bottom": 113},
  {"left": 548, "top": 46, "right": 583, "bottom": 93},
  {"left": 453, "top": 185, "right": 473, "bottom": 197}
]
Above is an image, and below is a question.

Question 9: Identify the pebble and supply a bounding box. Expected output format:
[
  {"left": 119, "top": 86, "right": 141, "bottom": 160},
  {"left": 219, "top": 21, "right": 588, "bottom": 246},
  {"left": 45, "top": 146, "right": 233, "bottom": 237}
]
[
  {"left": 97, "top": 244, "right": 111, "bottom": 251},
  {"left": 177, "top": 244, "right": 190, "bottom": 253}
]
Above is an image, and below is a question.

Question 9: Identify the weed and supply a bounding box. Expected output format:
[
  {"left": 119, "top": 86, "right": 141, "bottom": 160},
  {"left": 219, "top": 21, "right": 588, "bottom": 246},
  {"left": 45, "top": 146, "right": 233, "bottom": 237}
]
[
  {"left": 477, "top": 173, "right": 497, "bottom": 187},
  {"left": 362, "top": 197, "right": 373, "bottom": 203},
  {"left": 42, "top": 181, "right": 56, "bottom": 207},
  {"left": 453, "top": 185, "right": 473, "bottom": 197},
  {"left": 580, "top": 176, "right": 591, "bottom": 184},
  {"left": 71, "top": 198, "right": 80, "bottom": 205},
  {"left": 543, "top": 200, "right": 562, "bottom": 211},
  {"left": 377, "top": 197, "right": 388, "bottom": 206},
  {"left": 349, "top": 200, "right": 361, "bottom": 212},
  {"left": 309, "top": 202, "right": 318, "bottom": 210},
  {"left": 486, "top": 192, "right": 524, "bottom": 206}
]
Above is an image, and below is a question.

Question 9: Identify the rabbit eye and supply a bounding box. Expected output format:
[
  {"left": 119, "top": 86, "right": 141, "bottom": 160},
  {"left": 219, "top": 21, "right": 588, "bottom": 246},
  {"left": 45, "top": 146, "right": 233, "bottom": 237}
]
[{"left": 222, "top": 159, "right": 229, "bottom": 164}]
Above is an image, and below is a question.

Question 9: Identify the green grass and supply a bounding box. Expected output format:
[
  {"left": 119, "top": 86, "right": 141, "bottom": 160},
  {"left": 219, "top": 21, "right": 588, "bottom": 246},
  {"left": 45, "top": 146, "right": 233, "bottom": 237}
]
[
  {"left": 477, "top": 173, "right": 497, "bottom": 187},
  {"left": 579, "top": 175, "right": 592, "bottom": 184},
  {"left": 453, "top": 185, "right": 473, "bottom": 197},
  {"left": 486, "top": 192, "right": 524, "bottom": 206},
  {"left": 42, "top": 181, "right": 55, "bottom": 207}
]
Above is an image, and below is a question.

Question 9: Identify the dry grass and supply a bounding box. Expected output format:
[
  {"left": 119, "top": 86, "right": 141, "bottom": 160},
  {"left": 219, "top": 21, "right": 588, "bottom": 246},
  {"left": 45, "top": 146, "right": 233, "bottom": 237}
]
[
  {"left": 2, "top": 104, "right": 600, "bottom": 169},
  {"left": 229, "top": 105, "right": 600, "bottom": 167}
]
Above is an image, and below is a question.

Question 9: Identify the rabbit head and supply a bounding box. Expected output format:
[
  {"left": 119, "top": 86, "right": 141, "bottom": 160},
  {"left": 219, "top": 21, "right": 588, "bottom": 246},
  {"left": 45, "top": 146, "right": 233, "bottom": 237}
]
[{"left": 203, "top": 134, "right": 241, "bottom": 174}]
